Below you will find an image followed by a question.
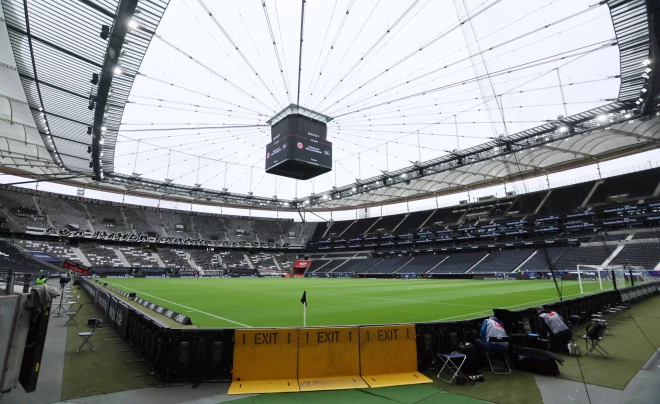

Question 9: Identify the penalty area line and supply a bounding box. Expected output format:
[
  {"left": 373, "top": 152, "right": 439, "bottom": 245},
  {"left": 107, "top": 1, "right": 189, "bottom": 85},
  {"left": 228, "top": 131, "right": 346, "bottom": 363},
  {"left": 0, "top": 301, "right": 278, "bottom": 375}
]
[{"left": 105, "top": 281, "right": 251, "bottom": 328}]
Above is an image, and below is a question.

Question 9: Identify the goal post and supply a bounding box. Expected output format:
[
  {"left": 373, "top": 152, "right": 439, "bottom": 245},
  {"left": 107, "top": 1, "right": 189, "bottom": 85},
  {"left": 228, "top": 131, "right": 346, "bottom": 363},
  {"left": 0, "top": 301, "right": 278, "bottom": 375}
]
[{"left": 576, "top": 264, "right": 654, "bottom": 294}]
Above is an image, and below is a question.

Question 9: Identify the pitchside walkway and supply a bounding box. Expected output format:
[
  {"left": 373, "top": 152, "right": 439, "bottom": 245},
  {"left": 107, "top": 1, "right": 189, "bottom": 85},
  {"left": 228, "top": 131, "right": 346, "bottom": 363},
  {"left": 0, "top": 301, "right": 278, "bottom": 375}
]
[{"left": 1, "top": 282, "right": 658, "bottom": 404}]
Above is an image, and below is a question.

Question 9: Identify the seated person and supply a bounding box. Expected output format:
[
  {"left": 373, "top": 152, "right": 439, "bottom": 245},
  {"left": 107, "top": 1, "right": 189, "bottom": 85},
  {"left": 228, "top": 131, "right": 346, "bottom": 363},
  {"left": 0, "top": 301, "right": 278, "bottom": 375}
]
[
  {"left": 537, "top": 306, "right": 577, "bottom": 355},
  {"left": 474, "top": 316, "right": 509, "bottom": 355}
]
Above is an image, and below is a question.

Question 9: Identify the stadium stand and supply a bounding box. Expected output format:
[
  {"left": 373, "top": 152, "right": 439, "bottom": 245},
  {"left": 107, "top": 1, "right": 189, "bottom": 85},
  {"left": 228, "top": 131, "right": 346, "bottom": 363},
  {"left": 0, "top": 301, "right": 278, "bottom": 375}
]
[
  {"left": 219, "top": 251, "right": 251, "bottom": 270},
  {"left": 397, "top": 254, "right": 448, "bottom": 274},
  {"left": 160, "top": 211, "right": 198, "bottom": 239},
  {"left": 508, "top": 192, "right": 546, "bottom": 216},
  {"left": 306, "top": 259, "right": 331, "bottom": 272},
  {"left": 632, "top": 231, "right": 660, "bottom": 240},
  {"left": 588, "top": 168, "right": 660, "bottom": 204},
  {"left": 123, "top": 208, "right": 165, "bottom": 236},
  {"left": 191, "top": 214, "right": 228, "bottom": 240},
  {"left": 325, "top": 220, "right": 355, "bottom": 237},
  {"left": 311, "top": 222, "right": 328, "bottom": 239},
  {"left": 189, "top": 250, "right": 219, "bottom": 269},
  {"left": 368, "top": 214, "right": 405, "bottom": 234},
  {"left": 429, "top": 251, "right": 488, "bottom": 273},
  {"left": 249, "top": 251, "right": 278, "bottom": 272},
  {"left": 322, "top": 259, "right": 347, "bottom": 272},
  {"left": 519, "top": 247, "right": 567, "bottom": 272},
  {"left": 611, "top": 242, "right": 660, "bottom": 269},
  {"left": 273, "top": 252, "right": 297, "bottom": 271},
  {"left": 0, "top": 189, "right": 49, "bottom": 228},
  {"left": 118, "top": 246, "right": 159, "bottom": 268},
  {"left": 552, "top": 245, "right": 613, "bottom": 270},
  {"left": 469, "top": 249, "right": 533, "bottom": 273},
  {"left": 86, "top": 202, "right": 132, "bottom": 233},
  {"left": 536, "top": 181, "right": 595, "bottom": 216},
  {"left": 420, "top": 207, "right": 455, "bottom": 229},
  {"left": 251, "top": 220, "right": 282, "bottom": 242},
  {"left": 224, "top": 217, "right": 255, "bottom": 242},
  {"left": 590, "top": 232, "right": 629, "bottom": 242},
  {"left": 13, "top": 239, "right": 80, "bottom": 263},
  {"left": 0, "top": 240, "right": 44, "bottom": 272},
  {"left": 341, "top": 217, "right": 379, "bottom": 238},
  {"left": 348, "top": 258, "right": 382, "bottom": 273},
  {"left": 157, "top": 249, "right": 189, "bottom": 269},
  {"left": 78, "top": 245, "right": 123, "bottom": 267},
  {"left": 396, "top": 211, "right": 434, "bottom": 233},
  {"left": 38, "top": 197, "right": 89, "bottom": 230},
  {"left": 364, "top": 256, "right": 411, "bottom": 274}
]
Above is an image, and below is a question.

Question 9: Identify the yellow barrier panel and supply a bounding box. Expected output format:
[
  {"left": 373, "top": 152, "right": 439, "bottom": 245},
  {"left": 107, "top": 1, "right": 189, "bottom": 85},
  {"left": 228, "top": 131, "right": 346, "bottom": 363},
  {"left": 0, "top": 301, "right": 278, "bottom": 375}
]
[
  {"left": 359, "top": 324, "right": 432, "bottom": 388},
  {"left": 228, "top": 329, "right": 300, "bottom": 394},
  {"left": 298, "top": 327, "right": 368, "bottom": 391}
]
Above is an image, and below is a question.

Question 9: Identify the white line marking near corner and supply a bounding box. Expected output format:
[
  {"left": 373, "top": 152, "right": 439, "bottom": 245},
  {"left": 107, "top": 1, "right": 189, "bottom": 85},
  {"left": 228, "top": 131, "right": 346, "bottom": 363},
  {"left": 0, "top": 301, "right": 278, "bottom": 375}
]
[
  {"left": 105, "top": 281, "right": 251, "bottom": 328},
  {"left": 326, "top": 293, "right": 489, "bottom": 308}
]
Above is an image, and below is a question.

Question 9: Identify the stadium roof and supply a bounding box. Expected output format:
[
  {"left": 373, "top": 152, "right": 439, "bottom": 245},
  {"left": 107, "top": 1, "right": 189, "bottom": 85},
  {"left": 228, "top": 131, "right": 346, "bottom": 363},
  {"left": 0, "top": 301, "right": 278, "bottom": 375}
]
[{"left": 0, "top": 0, "right": 658, "bottom": 212}]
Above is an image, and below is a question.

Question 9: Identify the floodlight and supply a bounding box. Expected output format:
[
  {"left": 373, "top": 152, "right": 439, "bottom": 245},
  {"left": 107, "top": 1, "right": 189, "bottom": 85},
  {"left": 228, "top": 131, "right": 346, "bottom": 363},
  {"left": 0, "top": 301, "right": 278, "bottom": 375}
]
[
  {"left": 128, "top": 19, "right": 138, "bottom": 30},
  {"left": 113, "top": 66, "right": 122, "bottom": 75}
]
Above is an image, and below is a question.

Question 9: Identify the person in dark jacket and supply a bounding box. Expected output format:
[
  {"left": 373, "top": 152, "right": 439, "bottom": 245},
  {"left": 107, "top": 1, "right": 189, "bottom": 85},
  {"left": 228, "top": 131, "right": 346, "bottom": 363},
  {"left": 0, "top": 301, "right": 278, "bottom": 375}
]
[{"left": 537, "top": 306, "right": 579, "bottom": 355}]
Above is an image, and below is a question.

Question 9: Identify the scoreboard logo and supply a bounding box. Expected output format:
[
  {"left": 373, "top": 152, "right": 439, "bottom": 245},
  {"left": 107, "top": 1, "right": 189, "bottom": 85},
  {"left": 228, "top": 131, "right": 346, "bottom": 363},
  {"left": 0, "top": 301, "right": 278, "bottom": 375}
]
[
  {"left": 266, "top": 152, "right": 270, "bottom": 159},
  {"left": 297, "top": 142, "right": 303, "bottom": 149}
]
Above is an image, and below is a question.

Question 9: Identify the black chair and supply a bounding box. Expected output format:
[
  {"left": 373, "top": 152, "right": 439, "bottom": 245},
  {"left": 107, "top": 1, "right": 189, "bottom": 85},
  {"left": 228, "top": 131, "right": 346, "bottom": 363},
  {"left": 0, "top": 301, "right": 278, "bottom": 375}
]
[
  {"left": 485, "top": 337, "right": 511, "bottom": 374},
  {"left": 582, "top": 321, "right": 610, "bottom": 358}
]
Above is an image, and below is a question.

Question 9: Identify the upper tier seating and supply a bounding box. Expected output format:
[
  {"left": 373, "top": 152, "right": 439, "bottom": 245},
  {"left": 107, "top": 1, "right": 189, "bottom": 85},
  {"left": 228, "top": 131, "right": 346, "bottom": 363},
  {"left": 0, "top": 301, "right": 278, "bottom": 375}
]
[
  {"left": 251, "top": 220, "right": 282, "bottom": 242},
  {"left": 124, "top": 208, "right": 165, "bottom": 236},
  {"left": 224, "top": 218, "right": 255, "bottom": 242},
  {"left": 192, "top": 215, "right": 228, "bottom": 240},
  {"left": 469, "top": 249, "right": 533, "bottom": 273},
  {"left": 0, "top": 190, "right": 48, "bottom": 228},
  {"left": 536, "top": 182, "right": 595, "bottom": 217},
  {"left": 397, "top": 211, "right": 435, "bottom": 233},
  {"left": 160, "top": 211, "right": 198, "bottom": 239},
  {"left": 589, "top": 169, "right": 660, "bottom": 204},
  {"left": 342, "top": 217, "right": 379, "bottom": 238},
  {"left": 367, "top": 214, "right": 406, "bottom": 234},
  {"left": 86, "top": 203, "right": 132, "bottom": 233},
  {"left": 509, "top": 192, "right": 547, "bottom": 215},
  {"left": 38, "top": 197, "right": 89, "bottom": 231},
  {"left": 325, "top": 220, "right": 355, "bottom": 238}
]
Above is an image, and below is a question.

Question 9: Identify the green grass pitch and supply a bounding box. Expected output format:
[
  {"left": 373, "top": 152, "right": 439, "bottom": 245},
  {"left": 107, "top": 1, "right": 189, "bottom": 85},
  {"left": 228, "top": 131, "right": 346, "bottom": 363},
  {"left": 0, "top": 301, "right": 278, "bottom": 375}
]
[{"left": 104, "top": 277, "right": 618, "bottom": 328}]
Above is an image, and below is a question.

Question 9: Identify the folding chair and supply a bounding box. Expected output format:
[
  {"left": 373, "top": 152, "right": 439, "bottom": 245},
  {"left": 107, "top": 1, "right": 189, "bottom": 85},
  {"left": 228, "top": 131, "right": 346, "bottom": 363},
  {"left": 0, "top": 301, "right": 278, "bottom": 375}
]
[
  {"left": 64, "top": 302, "right": 83, "bottom": 326},
  {"left": 485, "top": 337, "right": 511, "bottom": 374},
  {"left": 582, "top": 321, "right": 610, "bottom": 358},
  {"left": 437, "top": 352, "right": 467, "bottom": 384},
  {"left": 77, "top": 318, "right": 101, "bottom": 353}
]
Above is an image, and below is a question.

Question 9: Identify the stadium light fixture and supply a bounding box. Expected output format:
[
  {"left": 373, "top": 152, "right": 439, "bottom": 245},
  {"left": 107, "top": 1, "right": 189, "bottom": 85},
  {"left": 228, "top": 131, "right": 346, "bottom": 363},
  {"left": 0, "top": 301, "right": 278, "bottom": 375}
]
[
  {"left": 101, "top": 126, "right": 107, "bottom": 132},
  {"left": 643, "top": 58, "right": 652, "bottom": 66},
  {"left": 597, "top": 114, "right": 608, "bottom": 121},
  {"left": 645, "top": 67, "right": 652, "bottom": 74},
  {"left": 128, "top": 19, "right": 138, "bottom": 30},
  {"left": 559, "top": 126, "right": 569, "bottom": 133},
  {"left": 113, "top": 66, "right": 122, "bottom": 75}
]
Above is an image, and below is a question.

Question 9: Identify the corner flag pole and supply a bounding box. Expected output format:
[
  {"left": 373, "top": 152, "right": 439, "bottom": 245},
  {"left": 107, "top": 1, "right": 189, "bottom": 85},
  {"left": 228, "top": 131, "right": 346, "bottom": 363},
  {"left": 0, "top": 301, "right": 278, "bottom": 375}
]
[{"left": 301, "top": 291, "right": 307, "bottom": 327}]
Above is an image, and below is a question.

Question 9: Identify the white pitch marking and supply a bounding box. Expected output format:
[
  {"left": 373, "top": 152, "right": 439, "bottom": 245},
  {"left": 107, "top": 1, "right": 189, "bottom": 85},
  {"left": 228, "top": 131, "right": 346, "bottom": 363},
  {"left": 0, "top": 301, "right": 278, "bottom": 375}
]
[
  {"left": 326, "top": 293, "right": 490, "bottom": 308},
  {"left": 105, "top": 281, "right": 251, "bottom": 328}
]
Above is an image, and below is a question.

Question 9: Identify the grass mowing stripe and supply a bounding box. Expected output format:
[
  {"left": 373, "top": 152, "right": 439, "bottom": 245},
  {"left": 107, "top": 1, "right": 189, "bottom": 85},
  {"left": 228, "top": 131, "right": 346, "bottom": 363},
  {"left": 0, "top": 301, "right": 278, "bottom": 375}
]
[
  {"left": 326, "top": 293, "right": 491, "bottom": 308},
  {"left": 105, "top": 281, "right": 252, "bottom": 328}
]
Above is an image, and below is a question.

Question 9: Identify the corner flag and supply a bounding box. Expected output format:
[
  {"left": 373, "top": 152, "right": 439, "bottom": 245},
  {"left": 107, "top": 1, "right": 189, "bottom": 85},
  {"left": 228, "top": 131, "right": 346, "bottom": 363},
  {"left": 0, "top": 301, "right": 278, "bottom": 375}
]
[{"left": 301, "top": 291, "right": 307, "bottom": 326}]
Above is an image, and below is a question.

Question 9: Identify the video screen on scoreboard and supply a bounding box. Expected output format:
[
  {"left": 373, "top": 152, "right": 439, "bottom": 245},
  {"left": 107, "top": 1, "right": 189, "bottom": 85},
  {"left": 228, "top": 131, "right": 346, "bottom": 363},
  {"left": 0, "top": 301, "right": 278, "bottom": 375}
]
[{"left": 265, "top": 133, "right": 332, "bottom": 170}]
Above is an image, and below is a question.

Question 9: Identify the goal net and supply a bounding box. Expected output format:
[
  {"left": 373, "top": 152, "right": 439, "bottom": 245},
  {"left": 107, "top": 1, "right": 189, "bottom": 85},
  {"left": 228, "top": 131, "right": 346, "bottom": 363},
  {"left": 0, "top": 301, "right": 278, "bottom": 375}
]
[{"left": 576, "top": 264, "right": 654, "bottom": 294}]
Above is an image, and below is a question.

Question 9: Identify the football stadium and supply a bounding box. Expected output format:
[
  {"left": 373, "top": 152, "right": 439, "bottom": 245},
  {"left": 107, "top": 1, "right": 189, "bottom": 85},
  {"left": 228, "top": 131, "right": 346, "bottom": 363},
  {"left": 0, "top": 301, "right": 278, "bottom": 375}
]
[{"left": 1, "top": 0, "right": 660, "bottom": 403}]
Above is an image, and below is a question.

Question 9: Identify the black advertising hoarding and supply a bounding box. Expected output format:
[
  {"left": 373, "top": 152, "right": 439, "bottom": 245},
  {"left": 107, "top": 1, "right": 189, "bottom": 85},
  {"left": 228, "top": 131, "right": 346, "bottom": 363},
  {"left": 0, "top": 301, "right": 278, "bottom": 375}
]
[
  {"left": 114, "top": 300, "right": 129, "bottom": 340},
  {"left": 94, "top": 289, "right": 110, "bottom": 321},
  {"left": 108, "top": 297, "right": 118, "bottom": 325}
]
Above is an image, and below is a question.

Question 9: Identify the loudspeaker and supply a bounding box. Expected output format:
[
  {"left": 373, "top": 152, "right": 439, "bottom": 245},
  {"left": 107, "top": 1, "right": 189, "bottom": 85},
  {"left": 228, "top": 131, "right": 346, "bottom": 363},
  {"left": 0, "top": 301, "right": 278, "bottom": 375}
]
[
  {"left": 179, "top": 342, "right": 189, "bottom": 363},
  {"left": 212, "top": 342, "right": 223, "bottom": 363}
]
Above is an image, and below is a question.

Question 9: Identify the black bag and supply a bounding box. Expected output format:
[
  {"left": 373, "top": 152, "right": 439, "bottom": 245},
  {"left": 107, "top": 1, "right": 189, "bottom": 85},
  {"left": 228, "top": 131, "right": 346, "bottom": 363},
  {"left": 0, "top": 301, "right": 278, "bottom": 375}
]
[
  {"left": 457, "top": 342, "right": 480, "bottom": 376},
  {"left": 510, "top": 349, "right": 560, "bottom": 375}
]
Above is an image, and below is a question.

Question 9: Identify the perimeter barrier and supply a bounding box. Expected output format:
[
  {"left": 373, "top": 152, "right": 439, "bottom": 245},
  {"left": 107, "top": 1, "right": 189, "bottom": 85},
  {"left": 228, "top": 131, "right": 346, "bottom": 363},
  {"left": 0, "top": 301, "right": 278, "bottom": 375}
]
[{"left": 78, "top": 279, "right": 659, "bottom": 393}]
